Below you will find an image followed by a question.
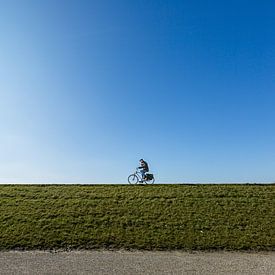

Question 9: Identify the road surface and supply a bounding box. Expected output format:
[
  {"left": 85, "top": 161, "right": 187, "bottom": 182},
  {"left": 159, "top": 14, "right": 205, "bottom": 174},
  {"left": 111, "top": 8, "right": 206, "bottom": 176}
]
[{"left": 0, "top": 250, "right": 274, "bottom": 275}]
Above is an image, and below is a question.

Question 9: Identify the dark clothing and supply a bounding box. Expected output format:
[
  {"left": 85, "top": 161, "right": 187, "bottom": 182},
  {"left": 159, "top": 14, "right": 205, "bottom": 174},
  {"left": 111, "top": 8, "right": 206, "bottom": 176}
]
[{"left": 139, "top": 161, "right": 149, "bottom": 172}]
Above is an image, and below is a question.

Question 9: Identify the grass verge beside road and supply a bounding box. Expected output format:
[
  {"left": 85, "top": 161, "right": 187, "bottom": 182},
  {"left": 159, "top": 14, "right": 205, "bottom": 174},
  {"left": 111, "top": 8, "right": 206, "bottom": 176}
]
[{"left": 0, "top": 184, "right": 274, "bottom": 250}]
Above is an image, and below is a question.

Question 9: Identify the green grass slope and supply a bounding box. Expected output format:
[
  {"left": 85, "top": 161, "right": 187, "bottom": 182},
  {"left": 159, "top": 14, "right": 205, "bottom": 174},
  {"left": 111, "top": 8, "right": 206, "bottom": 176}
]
[{"left": 0, "top": 184, "right": 274, "bottom": 250}]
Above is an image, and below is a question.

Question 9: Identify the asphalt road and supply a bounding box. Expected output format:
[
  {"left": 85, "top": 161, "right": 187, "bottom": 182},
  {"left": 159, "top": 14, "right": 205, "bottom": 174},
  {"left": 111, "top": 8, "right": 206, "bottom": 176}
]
[{"left": 0, "top": 250, "right": 274, "bottom": 275}]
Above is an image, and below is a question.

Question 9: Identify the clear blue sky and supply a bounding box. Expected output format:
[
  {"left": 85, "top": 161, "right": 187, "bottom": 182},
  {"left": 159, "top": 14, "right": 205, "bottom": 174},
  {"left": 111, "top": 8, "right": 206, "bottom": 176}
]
[{"left": 0, "top": 0, "right": 274, "bottom": 183}]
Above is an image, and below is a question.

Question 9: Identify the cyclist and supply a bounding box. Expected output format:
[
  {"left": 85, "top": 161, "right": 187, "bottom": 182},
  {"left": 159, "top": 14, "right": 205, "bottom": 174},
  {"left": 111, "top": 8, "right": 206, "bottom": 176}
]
[{"left": 138, "top": 159, "right": 149, "bottom": 182}]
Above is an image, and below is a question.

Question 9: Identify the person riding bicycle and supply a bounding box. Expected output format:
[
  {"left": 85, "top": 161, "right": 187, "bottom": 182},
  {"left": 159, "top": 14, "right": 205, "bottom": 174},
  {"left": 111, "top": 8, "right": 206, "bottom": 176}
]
[{"left": 138, "top": 159, "right": 149, "bottom": 181}]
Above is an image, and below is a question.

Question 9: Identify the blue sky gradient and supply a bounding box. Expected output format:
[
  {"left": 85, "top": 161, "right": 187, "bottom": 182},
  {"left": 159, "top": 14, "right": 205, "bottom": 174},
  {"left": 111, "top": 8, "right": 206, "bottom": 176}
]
[{"left": 0, "top": 0, "right": 274, "bottom": 183}]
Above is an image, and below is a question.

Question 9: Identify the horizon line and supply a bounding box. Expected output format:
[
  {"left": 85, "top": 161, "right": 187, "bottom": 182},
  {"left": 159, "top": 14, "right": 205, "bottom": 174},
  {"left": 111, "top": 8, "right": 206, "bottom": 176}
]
[{"left": 0, "top": 182, "right": 274, "bottom": 185}]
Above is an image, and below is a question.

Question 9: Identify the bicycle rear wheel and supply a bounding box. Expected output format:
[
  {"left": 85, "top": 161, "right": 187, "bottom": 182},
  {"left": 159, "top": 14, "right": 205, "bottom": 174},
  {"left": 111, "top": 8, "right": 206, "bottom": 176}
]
[
  {"left": 128, "top": 174, "right": 138, "bottom": 184},
  {"left": 145, "top": 176, "right": 155, "bottom": 184}
]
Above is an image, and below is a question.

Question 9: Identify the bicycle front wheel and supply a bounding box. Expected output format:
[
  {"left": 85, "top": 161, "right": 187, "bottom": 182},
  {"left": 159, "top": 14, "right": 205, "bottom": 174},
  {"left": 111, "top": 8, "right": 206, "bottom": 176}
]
[{"left": 128, "top": 174, "right": 138, "bottom": 184}]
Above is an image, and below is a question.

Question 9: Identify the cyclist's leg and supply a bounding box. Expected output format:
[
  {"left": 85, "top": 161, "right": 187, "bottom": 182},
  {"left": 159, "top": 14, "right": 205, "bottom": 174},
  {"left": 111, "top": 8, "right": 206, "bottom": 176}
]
[{"left": 140, "top": 169, "right": 146, "bottom": 179}]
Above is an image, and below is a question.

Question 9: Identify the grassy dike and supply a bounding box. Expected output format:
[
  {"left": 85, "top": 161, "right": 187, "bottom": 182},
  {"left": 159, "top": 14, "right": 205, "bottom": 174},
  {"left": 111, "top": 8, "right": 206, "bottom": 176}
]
[{"left": 0, "top": 184, "right": 274, "bottom": 250}]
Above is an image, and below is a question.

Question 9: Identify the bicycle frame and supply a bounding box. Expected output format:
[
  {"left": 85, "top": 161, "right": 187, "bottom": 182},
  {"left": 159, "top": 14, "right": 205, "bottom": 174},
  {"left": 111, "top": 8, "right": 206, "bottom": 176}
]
[{"left": 134, "top": 169, "right": 145, "bottom": 181}]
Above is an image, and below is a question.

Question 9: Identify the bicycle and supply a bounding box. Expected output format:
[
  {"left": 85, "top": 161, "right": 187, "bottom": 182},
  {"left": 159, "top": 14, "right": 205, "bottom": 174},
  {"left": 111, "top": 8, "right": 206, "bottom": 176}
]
[{"left": 128, "top": 168, "right": 155, "bottom": 184}]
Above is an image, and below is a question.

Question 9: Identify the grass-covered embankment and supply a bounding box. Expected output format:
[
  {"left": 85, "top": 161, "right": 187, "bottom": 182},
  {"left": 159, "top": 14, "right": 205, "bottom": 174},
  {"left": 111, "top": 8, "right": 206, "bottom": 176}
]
[{"left": 0, "top": 184, "right": 274, "bottom": 250}]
